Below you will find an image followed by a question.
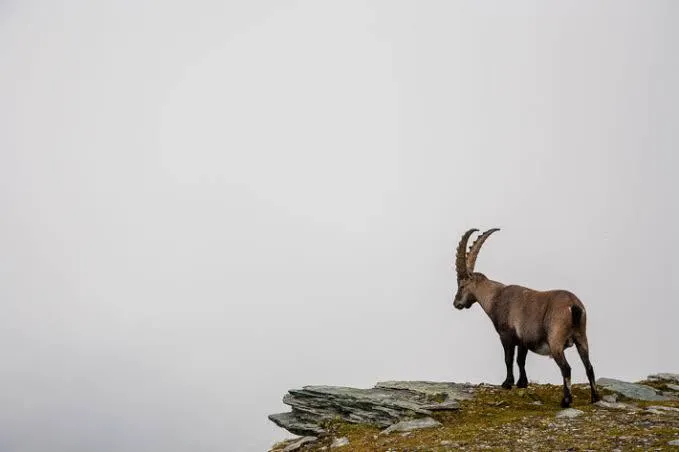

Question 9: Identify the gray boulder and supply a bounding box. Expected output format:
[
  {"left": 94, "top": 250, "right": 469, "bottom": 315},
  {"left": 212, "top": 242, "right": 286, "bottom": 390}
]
[
  {"left": 648, "top": 373, "right": 679, "bottom": 384},
  {"left": 597, "top": 377, "right": 670, "bottom": 401}
]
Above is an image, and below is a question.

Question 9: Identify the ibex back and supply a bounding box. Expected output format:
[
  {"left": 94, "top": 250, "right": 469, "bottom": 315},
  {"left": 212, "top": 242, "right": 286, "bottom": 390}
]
[{"left": 452, "top": 228, "right": 600, "bottom": 407}]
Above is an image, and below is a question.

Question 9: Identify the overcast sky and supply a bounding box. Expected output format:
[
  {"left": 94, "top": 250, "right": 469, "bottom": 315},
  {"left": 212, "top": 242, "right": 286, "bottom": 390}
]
[{"left": 1, "top": 1, "right": 678, "bottom": 451}]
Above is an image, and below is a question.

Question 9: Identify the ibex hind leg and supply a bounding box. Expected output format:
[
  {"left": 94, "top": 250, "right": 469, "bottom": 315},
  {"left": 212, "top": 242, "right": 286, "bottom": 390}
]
[
  {"left": 552, "top": 350, "right": 572, "bottom": 408},
  {"left": 574, "top": 336, "right": 600, "bottom": 403}
]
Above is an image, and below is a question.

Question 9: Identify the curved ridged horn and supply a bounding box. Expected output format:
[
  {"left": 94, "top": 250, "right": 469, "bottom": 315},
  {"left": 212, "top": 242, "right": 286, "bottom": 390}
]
[
  {"left": 456, "top": 228, "right": 479, "bottom": 281},
  {"left": 466, "top": 228, "right": 500, "bottom": 273}
]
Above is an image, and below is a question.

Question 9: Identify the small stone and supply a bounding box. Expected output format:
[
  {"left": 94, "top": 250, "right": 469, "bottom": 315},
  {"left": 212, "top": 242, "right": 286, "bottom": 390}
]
[
  {"left": 282, "top": 436, "right": 318, "bottom": 452},
  {"left": 668, "top": 439, "right": 679, "bottom": 446},
  {"left": 594, "top": 400, "right": 630, "bottom": 410},
  {"left": 556, "top": 408, "right": 584, "bottom": 419},
  {"left": 330, "top": 437, "right": 349, "bottom": 448},
  {"left": 440, "top": 440, "right": 453, "bottom": 445},
  {"left": 531, "top": 400, "right": 543, "bottom": 405},
  {"left": 667, "top": 384, "right": 679, "bottom": 391},
  {"left": 602, "top": 394, "right": 618, "bottom": 403},
  {"left": 381, "top": 417, "right": 442, "bottom": 434},
  {"left": 400, "top": 432, "right": 411, "bottom": 437}
]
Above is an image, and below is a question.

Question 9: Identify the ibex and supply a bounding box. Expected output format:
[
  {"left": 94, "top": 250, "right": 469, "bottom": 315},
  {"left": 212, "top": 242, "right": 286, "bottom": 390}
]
[{"left": 452, "top": 228, "right": 600, "bottom": 407}]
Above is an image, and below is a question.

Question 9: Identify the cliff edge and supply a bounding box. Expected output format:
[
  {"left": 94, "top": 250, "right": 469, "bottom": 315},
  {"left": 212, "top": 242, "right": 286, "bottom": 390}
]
[{"left": 269, "top": 373, "right": 679, "bottom": 451}]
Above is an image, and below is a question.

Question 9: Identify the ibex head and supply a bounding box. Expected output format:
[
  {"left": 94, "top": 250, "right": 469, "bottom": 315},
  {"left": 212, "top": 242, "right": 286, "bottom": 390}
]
[{"left": 453, "top": 228, "right": 500, "bottom": 310}]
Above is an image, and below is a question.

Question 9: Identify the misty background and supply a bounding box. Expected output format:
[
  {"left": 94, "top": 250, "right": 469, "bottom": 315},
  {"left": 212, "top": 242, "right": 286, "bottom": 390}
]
[{"left": 1, "top": 1, "right": 678, "bottom": 451}]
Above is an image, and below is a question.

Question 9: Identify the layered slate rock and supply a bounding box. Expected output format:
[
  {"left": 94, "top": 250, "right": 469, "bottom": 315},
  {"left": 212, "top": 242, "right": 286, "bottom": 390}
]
[
  {"left": 269, "top": 381, "right": 472, "bottom": 436},
  {"left": 597, "top": 377, "right": 671, "bottom": 401}
]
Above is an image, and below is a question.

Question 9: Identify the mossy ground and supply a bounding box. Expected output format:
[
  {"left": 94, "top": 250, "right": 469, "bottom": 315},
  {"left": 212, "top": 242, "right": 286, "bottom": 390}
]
[{"left": 271, "top": 382, "right": 679, "bottom": 451}]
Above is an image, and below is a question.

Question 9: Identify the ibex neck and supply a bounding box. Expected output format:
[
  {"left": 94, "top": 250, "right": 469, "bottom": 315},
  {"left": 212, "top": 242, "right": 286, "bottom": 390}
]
[{"left": 473, "top": 278, "right": 505, "bottom": 316}]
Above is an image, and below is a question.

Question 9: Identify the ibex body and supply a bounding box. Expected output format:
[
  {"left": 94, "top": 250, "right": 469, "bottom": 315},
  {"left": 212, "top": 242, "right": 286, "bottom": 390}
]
[{"left": 452, "top": 228, "right": 600, "bottom": 407}]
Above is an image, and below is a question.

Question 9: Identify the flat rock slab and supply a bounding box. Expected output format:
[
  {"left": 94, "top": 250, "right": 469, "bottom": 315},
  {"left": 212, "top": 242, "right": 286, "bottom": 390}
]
[
  {"left": 556, "top": 408, "right": 584, "bottom": 419},
  {"left": 597, "top": 378, "right": 671, "bottom": 401},
  {"left": 381, "top": 417, "right": 442, "bottom": 434},
  {"left": 269, "top": 381, "right": 471, "bottom": 436}
]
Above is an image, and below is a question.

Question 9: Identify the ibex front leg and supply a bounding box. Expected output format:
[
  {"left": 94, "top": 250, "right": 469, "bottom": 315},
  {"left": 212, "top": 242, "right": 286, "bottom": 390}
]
[
  {"left": 501, "top": 339, "right": 515, "bottom": 389},
  {"left": 574, "top": 336, "right": 600, "bottom": 403},
  {"left": 516, "top": 345, "right": 529, "bottom": 388}
]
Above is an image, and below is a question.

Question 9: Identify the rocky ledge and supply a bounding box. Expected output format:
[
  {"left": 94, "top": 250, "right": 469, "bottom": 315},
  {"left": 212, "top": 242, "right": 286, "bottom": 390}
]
[
  {"left": 268, "top": 381, "right": 474, "bottom": 437},
  {"left": 269, "top": 373, "right": 679, "bottom": 451}
]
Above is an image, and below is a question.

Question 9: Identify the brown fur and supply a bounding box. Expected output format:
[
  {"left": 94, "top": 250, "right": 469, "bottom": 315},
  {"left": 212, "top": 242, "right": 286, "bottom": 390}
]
[{"left": 453, "top": 229, "right": 600, "bottom": 407}]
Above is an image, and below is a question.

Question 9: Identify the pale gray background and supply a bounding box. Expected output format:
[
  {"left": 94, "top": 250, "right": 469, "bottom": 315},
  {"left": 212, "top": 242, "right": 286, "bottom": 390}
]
[{"left": 1, "top": 1, "right": 678, "bottom": 451}]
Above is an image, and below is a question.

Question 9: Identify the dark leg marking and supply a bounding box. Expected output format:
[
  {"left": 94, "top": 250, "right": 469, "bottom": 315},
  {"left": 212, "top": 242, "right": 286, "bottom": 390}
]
[
  {"left": 501, "top": 341, "right": 515, "bottom": 389},
  {"left": 516, "top": 345, "right": 528, "bottom": 388}
]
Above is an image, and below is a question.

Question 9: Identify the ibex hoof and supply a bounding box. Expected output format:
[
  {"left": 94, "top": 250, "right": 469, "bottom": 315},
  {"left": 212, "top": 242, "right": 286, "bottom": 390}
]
[
  {"left": 560, "top": 398, "right": 572, "bottom": 408},
  {"left": 501, "top": 381, "right": 513, "bottom": 390},
  {"left": 516, "top": 378, "right": 528, "bottom": 388}
]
